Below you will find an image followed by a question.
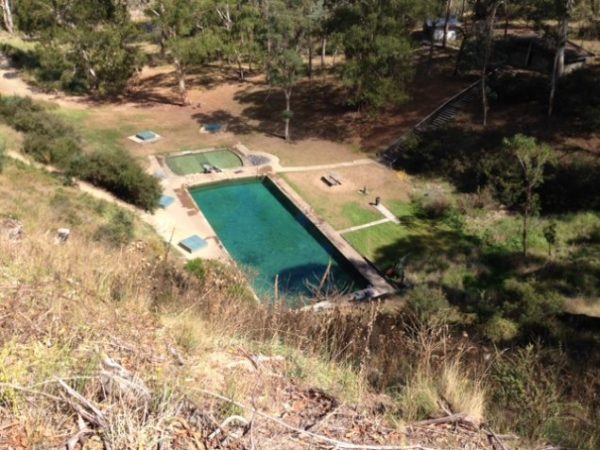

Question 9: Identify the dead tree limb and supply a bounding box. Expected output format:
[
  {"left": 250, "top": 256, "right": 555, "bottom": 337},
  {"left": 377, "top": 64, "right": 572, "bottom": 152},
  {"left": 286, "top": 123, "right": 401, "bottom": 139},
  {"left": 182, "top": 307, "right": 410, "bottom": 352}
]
[
  {"left": 197, "top": 388, "right": 437, "bottom": 450},
  {"left": 56, "top": 378, "right": 107, "bottom": 429}
]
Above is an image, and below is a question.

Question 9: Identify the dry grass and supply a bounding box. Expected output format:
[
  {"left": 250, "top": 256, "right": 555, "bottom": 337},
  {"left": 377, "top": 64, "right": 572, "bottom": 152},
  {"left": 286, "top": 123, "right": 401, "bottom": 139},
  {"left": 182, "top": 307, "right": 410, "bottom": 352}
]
[
  {"left": 4, "top": 160, "right": 593, "bottom": 450},
  {"left": 440, "top": 361, "right": 486, "bottom": 422}
]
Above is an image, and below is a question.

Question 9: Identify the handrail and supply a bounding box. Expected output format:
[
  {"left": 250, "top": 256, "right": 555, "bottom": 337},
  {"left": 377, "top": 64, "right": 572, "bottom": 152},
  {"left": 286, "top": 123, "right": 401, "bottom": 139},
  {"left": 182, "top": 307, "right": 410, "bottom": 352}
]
[{"left": 414, "top": 78, "right": 480, "bottom": 131}]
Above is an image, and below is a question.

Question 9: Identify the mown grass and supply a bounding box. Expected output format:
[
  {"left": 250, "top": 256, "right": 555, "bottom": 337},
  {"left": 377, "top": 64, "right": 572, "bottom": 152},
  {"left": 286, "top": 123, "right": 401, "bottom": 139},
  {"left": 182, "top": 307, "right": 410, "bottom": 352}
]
[
  {"left": 283, "top": 175, "right": 382, "bottom": 229},
  {"left": 53, "top": 108, "right": 141, "bottom": 155}
]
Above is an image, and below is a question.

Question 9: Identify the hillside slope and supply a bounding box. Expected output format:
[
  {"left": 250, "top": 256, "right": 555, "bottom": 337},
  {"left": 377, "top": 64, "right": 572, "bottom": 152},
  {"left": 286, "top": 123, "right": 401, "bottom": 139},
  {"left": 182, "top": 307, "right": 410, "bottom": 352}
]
[{"left": 0, "top": 159, "right": 504, "bottom": 449}]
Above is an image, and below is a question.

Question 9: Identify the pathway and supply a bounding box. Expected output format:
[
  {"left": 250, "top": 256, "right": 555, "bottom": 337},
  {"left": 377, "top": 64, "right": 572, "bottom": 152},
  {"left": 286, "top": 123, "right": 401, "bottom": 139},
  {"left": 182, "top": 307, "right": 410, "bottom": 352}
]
[
  {"left": 0, "top": 55, "right": 87, "bottom": 109},
  {"left": 278, "top": 158, "right": 378, "bottom": 173},
  {"left": 373, "top": 203, "right": 400, "bottom": 224},
  {"left": 338, "top": 218, "right": 391, "bottom": 234}
]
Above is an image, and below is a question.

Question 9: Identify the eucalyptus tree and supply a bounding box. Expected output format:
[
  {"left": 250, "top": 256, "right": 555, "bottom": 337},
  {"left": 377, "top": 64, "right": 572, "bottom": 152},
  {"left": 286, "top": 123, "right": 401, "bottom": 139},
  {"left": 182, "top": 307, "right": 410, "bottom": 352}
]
[
  {"left": 330, "top": 0, "right": 425, "bottom": 111},
  {"left": 475, "top": 0, "right": 501, "bottom": 126},
  {"left": 215, "top": 0, "right": 262, "bottom": 80},
  {"left": 14, "top": 0, "right": 139, "bottom": 95},
  {"left": 305, "top": 0, "right": 325, "bottom": 79},
  {"left": 0, "top": 0, "right": 14, "bottom": 33},
  {"left": 548, "top": 0, "right": 574, "bottom": 116},
  {"left": 442, "top": 0, "right": 454, "bottom": 48},
  {"left": 263, "top": 0, "right": 313, "bottom": 141},
  {"left": 487, "top": 134, "right": 555, "bottom": 256},
  {"left": 148, "top": 0, "right": 220, "bottom": 105}
]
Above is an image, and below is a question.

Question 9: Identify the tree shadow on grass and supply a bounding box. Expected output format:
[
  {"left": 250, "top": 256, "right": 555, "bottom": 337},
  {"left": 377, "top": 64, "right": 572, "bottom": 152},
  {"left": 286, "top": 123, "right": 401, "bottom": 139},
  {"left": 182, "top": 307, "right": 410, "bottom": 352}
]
[
  {"left": 191, "top": 109, "right": 254, "bottom": 135},
  {"left": 233, "top": 80, "right": 355, "bottom": 142},
  {"left": 370, "top": 224, "right": 482, "bottom": 276}
]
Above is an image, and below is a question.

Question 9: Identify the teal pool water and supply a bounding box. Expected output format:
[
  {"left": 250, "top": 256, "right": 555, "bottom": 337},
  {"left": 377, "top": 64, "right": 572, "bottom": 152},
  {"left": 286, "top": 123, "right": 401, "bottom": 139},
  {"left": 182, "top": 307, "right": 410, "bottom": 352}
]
[{"left": 189, "top": 178, "right": 367, "bottom": 303}]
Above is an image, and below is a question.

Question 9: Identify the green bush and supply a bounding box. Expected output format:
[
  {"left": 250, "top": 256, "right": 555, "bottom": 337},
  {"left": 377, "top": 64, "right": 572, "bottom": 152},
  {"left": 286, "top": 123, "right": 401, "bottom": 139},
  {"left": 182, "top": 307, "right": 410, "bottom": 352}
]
[
  {"left": 185, "top": 259, "right": 206, "bottom": 281},
  {"left": 407, "top": 286, "right": 453, "bottom": 325},
  {"left": 23, "top": 133, "right": 81, "bottom": 166},
  {"left": 0, "top": 96, "right": 161, "bottom": 211},
  {"left": 483, "top": 315, "right": 519, "bottom": 343},
  {"left": 489, "top": 345, "right": 597, "bottom": 449},
  {"left": 501, "top": 278, "right": 563, "bottom": 328},
  {"left": 73, "top": 151, "right": 162, "bottom": 211},
  {"left": 94, "top": 210, "right": 134, "bottom": 247}
]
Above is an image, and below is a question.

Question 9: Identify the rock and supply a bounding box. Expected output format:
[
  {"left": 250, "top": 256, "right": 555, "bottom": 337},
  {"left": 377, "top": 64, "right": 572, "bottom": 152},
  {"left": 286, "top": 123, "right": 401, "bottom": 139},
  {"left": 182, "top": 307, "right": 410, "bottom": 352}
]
[{"left": 55, "top": 228, "right": 70, "bottom": 244}]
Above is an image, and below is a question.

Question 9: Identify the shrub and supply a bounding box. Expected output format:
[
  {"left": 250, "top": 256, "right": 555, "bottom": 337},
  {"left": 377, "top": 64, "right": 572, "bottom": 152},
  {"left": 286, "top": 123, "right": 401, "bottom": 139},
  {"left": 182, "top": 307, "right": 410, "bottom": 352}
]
[
  {"left": 407, "top": 286, "right": 453, "bottom": 325},
  {"left": 73, "top": 151, "right": 162, "bottom": 211},
  {"left": 483, "top": 315, "right": 519, "bottom": 343},
  {"left": 501, "top": 279, "right": 563, "bottom": 328},
  {"left": 185, "top": 259, "right": 206, "bottom": 282},
  {"left": 23, "top": 132, "right": 81, "bottom": 166},
  {"left": 488, "top": 345, "right": 596, "bottom": 449},
  {"left": 94, "top": 210, "right": 134, "bottom": 247},
  {"left": 0, "top": 96, "right": 161, "bottom": 211}
]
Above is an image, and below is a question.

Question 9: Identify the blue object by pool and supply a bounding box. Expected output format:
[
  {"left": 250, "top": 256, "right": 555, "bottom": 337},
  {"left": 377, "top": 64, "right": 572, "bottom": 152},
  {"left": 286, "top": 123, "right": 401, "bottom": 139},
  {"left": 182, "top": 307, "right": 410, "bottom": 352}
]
[
  {"left": 136, "top": 131, "right": 158, "bottom": 141},
  {"left": 204, "top": 123, "right": 223, "bottom": 133},
  {"left": 179, "top": 235, "right": 208, "bottom": 253},
  {"left": 159, "top": 195, "right": 175, "bottom": 208},
  {"left": 189, "top": 178, "right": 367, "bottom": 304}
]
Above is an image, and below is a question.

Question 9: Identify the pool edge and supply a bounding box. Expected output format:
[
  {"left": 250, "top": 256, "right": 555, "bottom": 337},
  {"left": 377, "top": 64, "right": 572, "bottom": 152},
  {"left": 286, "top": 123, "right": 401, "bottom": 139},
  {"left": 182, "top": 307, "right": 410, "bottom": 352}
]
[
  {"left": 187, "top": 174, "right": 396, "bottom": 299},
  {"left": 267, "top": 175, "right": 396, "bottom": 299}
]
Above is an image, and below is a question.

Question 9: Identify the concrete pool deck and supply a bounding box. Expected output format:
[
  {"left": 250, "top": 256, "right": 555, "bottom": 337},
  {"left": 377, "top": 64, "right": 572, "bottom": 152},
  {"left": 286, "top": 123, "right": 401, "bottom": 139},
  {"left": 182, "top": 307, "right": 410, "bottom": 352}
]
[{"left": 146, "top": 145, "right": 394, "bottom": 298}]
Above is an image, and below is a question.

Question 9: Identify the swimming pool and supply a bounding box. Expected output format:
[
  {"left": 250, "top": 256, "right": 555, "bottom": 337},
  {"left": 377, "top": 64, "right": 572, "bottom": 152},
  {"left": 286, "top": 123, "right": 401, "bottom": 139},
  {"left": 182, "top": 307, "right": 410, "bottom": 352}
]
[
  {"left": 166, "top": 149, "right": 243, "bottom": 175},
  {"left": 189, "top": 178, "right": 367, "bottom": 304}
]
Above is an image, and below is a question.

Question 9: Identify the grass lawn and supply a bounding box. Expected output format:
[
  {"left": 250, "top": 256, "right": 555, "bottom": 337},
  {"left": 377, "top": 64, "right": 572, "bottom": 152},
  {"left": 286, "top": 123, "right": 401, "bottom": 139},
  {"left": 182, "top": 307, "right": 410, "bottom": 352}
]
[
  {"left": 344, "top": 222, "right": 412, "bottom": 269},
  {"left": 283, "top": 166, "right": 411, "bottom": 230},
  {"left": 53, "top": 108, "right": 147, "bottom": 155},
  {"left": 165, "top": 149, "right": 242, "bottom": 175}
]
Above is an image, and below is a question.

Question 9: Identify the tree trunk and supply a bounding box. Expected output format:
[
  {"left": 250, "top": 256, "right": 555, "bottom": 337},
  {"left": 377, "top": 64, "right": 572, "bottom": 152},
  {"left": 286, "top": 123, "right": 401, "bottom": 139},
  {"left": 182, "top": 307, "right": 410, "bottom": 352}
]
[
  {"left": 524, "top": 40, "right": 533, "bottom": 67},
  {"left": 174, "top": 58, "right": 188, "bottom": 106},
  {"left": 321, "top": 36, "right": 327, "bottom": 70},
  {"left": 481, "top": 1, "right": 499, "bottom": 127},
  {"left": 308, "top": 37, "right": 313, "bottom": 79},
  {"left": 284, "top": 89, "right": 292, "bottom": 141},
  {"left": 503, "top": 0, "right": 510, "bottom": 37},
  {"left": 443, "top": 0, "right": 454, "bottom": 48},
  {"left": 427, "top": 34, "right": 435, "bottom": 76},
  {"left": 1, "top": 0, "right": 13, "bottom": 34},
  {"left": 522, "top": 183, "right": 532, "bottom": 257},
  {"left": 548, "top": 0, "right": 573, "bottom": 116},
  {"left": 454, "top": 33, "right": 467, "bottom": 75},
  {"left": 461, "top": 0, "right": 467, "bottom": 20},
  {"left": 522, "top": 206, "right": 529, "bottom": 256},
  {"left": 236, "top": 52, "right": 245, "bottom": 81}
]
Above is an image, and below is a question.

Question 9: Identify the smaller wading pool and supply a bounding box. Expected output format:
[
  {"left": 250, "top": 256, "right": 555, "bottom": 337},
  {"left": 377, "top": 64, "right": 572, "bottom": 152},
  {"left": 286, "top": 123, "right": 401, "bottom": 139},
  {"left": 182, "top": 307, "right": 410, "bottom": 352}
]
[
  {"left": 189, "top": 178, "right": 368, "bottom": 306},
  {"left": 166, "top": 149, "right": 243, "bottom": 176}
]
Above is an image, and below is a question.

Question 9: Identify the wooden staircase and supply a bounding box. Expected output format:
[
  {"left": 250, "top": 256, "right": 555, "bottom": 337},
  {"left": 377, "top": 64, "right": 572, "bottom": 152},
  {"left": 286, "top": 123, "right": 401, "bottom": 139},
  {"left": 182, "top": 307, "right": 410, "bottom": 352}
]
[{"left": 379, "top": 80, "right": 480, "bottom": 168}]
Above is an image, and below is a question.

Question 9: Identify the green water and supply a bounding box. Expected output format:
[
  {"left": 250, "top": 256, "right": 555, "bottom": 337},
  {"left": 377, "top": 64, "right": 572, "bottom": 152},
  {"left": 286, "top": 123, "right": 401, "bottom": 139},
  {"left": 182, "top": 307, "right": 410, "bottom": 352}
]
[
  {"left": 166, "top": 149, "right": 243, "bottom": 175},
  {"left": 190, "top": 179, "right": 367, "bottom": 304}
]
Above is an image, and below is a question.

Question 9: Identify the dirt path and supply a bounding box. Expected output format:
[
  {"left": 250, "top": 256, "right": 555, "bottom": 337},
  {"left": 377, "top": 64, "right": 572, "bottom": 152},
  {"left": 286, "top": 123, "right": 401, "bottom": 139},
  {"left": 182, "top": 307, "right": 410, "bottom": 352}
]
[{"left": 0, "top": 55, "right": 89, "bottom": 109}]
